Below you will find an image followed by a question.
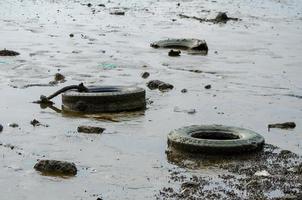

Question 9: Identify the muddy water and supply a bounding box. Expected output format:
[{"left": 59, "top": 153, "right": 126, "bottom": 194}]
[{"left": 0, "top": 0, "right": 301, "bottom": 199}]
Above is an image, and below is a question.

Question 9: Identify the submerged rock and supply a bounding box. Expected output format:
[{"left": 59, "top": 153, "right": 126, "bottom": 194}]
[
  {"left": 147, "top": 80, "right": 174, "bottom": 91},
  {"left": 141, "top": 72, "right": 150, "bottom": 79},
  {"left": 168, "top": 50, "right": 181, "bottom": 57},
  {"left": 77, "top": 126, "right": 105, "bottom": 134},
  {"left": 268, "top": 122, "right": 296, "bottom": 130},
  {"left": 0, "top": 49, "right": 20, "bottom": 56},
  {"left": 34, "top": 160, "right": 77, "bottom": 176}
]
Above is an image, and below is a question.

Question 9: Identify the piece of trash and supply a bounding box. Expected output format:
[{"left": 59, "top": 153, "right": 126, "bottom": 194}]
[
  {"left": 179, "top": 12, "right": 239, "bottom": 24},
  {"left": 254, "top": 170, "right": 270, "bottom": 177},
  {"left": 268, "top": 122, "right": 296, "bottom": 130},
  {"left": 30, "top": 119, "right": 49, "bottom": 127},
  {"left": 77, "top": 126, "right": 105, "bottom": 134},
  {"left": 99, "top": 63, "right": 117, "bottom": 69},
  {"left": 110, "top": 9, "right": 125, "bottom": 15},
  {"left": 174, "top": 107, "right": 196, "bottom": 114}
]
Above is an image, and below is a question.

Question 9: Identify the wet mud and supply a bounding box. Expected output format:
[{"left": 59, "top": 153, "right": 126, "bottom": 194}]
[{"left": 0, "top": 0, "right": 302, "bottom": 199}]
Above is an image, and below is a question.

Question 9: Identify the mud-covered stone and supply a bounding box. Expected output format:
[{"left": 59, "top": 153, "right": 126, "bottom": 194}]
[
  {"left": 34, "top": 160, "right": 77, "bottom": 176},
  {"left": 141, "top": 72, "right": 150, "bottom": 79},
  {"left": 147, "top": 80, "right": 174, "bottom": 91},
  {"left": 77, "top": 125, "right": 105, "bottom": 134},
  {"left": 0, "top": 49, "right": 20, "bottom": 56},
  {"left": 168, "top": 50, "right": 181, "bottom": 57}
]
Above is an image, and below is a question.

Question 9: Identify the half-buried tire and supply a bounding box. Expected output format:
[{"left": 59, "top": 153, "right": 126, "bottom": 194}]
[
  {"left": 167, "top": 125, "right": 265, "bottom": 154},
  {"left": 62, "top": 86, "right": 146, "bottom": 113}
]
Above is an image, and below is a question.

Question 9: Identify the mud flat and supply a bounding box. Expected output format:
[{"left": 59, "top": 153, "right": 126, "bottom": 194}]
[{"left": 0, "top": 0, "right": 301, "bottom": 199}]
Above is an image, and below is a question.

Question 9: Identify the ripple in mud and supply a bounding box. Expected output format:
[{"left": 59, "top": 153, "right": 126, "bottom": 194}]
[{"left": 159, "top": 144, "right": 302, "bottom": 199}]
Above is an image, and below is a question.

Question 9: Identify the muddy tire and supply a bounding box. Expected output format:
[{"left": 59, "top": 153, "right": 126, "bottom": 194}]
[
  {"left": 62, "top": 86, "right": 146, "bottom": 113},
  {"left": 167, "top": 125, "right": 265, "bottom": 154}
]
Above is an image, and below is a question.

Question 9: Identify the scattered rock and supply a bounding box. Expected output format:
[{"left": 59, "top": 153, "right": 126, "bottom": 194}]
[
  {"left": 204, "top": 84, "right": 211, "bottom": 89},
  {"left": 268, "top": 122, "right": 296, "bottom": 130},
  {"left": 77, "top": 126, "right": 105, "bottom": 134},
  {"left": 87, "top": 3, "right": 92, "bottom": 7},
  {"left": 98, "top": 4, "right": 105, "bottom": 7},
  {"left": 110, "top": 10, "right": 125, "bottom": 15},
  {"left": 147, "top": 80, "right": 174, "bottom": 91},
  {"left": 181, "top": 88, "right": 187, "bottom": 93},
  {"left": 0, "top": 49, "right": 20, "bottom": 56},
  {"left": 30, "top": 119, "right": 40, "bottom": 127},
  {"left": 0, "top": 124, "right": 3, "bottom": 132},
  {"left": 34, "top": 160, "right": 77, "bottom": 176},
  {"left": 9, "top": 123, "right": 19, "bottom": 128},
  {"left": 141, "top": 72, "right": 150, "bottom": 79},
  {"left": 30, "top": 119, "right": 48, "bottom": 127},
  {"left": 168, "top": 50, "right": 181, "bottom": 57},
  {"left": 54, "top": 73, "right": 65, "bottom": 82},
  {"left": 69, "top": 33, "right": 74, "bottom": 38}
]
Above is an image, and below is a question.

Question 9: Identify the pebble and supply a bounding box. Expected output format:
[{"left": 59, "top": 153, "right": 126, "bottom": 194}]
[
  {"left": 77, "top": 126, "right": 105, "bottom": 134},
  {"left": 34, "top": 160, "right": 77, "bottom": 176}
]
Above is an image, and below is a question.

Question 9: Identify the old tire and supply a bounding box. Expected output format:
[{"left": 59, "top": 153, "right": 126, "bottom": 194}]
[
  {"left": 167, "top": 125, "right": 265, "bottom": 154},
  {"left": 151, "top": 38, "right": 208, "bottom": 54},
  {"left": 62, "top": 86, "right": 146, "bottom": 113}
]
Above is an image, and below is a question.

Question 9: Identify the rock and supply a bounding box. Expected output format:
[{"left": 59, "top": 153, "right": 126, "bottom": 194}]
[
  {"left": 168, "top": 50, "right": 181, "bottom": 57},
  {"left": 54, "top": 73, "right": 65, "bottom": 82},
  {"left": 69, "top": 33, "right": 74, "bottom": 37},
  {"left": 0, "top": 124, "right": 3, "bottom": 132},
  {"left": 87, "top": 3, "right": 92, "bottom": 7},
  {"left": 214, "top": 12, "right": 239, "bottom": 23},
  {"left": 98, "top": 4, "right": 105, "bottom": 7},
  {"left": 268, "top": 122, "right": 296, "bottom": 130},
  {"left": 0, "top": 49, "right": 20, "bottom": 56},
  {"left": 110, "top": 10, "right": 125, "bottom": 15},
  {"left": 296, "top": 163, "right": 302, "bottom": 174},
  {"left": 77, "top": 126, "right": 105, "bottom": 134},
  {"left": 141, "top": 72, "right": 150, "bottom": 79},
  {"left": 30, "top": 119, "right": 40, "bottom": 127},
  {"left": 204, "top": 84, "right": 211, "bottom": 89},
  {"left": 9, "top": 123, "right": 19, "bottom": 128},
  {"left": 181, "top": 88, "right": 188, "bottom": 93},
  {"left": 147, "top": 80, "right": 174, "bottom": 91},
  {"left": 34, "top": 160, "right": 77, "bottom": 176},
  {"left": 187, "top": 109, "right": 196, "bottom": 114}
]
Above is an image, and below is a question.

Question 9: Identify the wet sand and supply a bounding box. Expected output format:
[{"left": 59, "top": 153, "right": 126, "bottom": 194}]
[{"left": 0, "top": 0, "right": 302, "bottom": 199}]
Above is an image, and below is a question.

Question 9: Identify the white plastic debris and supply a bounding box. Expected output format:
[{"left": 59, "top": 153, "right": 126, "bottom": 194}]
[{"left": 254, "top": 170, "right": 270, "bottom": 177}]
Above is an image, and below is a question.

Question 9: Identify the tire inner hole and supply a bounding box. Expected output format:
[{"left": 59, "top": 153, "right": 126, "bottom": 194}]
[{"left": 191, "top": 131, "right": 240, "bottom": 140}]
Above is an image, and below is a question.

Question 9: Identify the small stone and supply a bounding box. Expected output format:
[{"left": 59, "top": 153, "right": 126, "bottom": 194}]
[
  {"left": 98, "top": 4, "right": 105, "bottom": 7},
  {"left": 9, "top": 123, "right": 19, "bottom": 128},
  {"left": 69, "top": 33, "right": 74, "bottom": 38},
  {"left": 0, "top": 49, "right": 20, "bottom": 56},
  {"left": 181, "top": 89, "right": 187, "bottom": 93},
  {"left": 0, "top": 124, "right": 3, "bottom": 132},
  {"left": 30, "top": 119, "right": 40, "bottom": 127},
  {"left": 54, "top": 73, "right": 65, "bottom": 82},
  {"left": 187, "top": 109, "right": 196, "bottom": 114},
  {"left": 141, "top": 72, "right": 150, "bottom": 79},
  {"left": 147, "top": 80, "right": 173, "bottom": 91},
  {"left": 205, "top": 84, "right": 211, "bottom": 89},
  {"left": 34, "top": 160, "right": 77, "bottom": 176},
  {"left": 77, "top": 126, "right": 105, "bottom": 134},
  {"left": 110, "top": 10, "right": 125, "bottom": 15},
  {"left": 168, "top": 50, "right": 181, "bottom": 57},
  {"left": 87, "top": 3, "right": 92, "bottom": 7}
]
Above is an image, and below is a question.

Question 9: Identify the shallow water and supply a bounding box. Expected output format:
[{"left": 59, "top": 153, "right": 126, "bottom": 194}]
[{"left": 0, "top": 0, "right": 302, "bottom": 199}]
